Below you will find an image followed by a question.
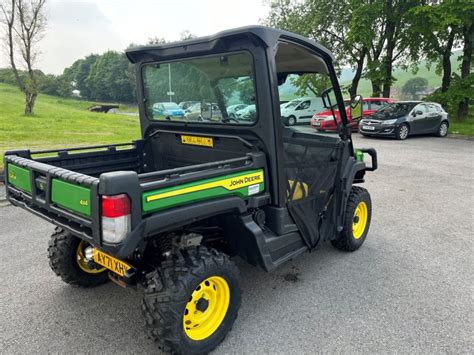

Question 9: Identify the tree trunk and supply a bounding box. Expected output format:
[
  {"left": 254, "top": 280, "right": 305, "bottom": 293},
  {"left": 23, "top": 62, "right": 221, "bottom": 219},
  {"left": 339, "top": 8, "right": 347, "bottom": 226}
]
[
  {"left": 382, "top": 0, "right": 396, "bottom": 98},
  {"left": 24, "top": 92, "right": 37, "bottom": 116},
  {"left": 371, "top": 82, "right": 382, "bottom": 97},
  {"left": 441, "top": 28, "right": 456, "bottom": 93},
  {"left": 382, "top": 54, "right": 394, "bottom": 98},
  {"left": 349, "top": 47, "right": 367, "bottom": 98},
  {"left": 457, "top": 24, "right": 473, "bottom": 121}
]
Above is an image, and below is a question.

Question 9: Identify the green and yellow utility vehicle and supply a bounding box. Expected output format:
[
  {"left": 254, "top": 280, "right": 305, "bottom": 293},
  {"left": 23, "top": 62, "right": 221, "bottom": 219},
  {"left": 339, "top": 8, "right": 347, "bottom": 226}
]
[{"left": 4, "top": 26, "right": 377, "bottom": 353}]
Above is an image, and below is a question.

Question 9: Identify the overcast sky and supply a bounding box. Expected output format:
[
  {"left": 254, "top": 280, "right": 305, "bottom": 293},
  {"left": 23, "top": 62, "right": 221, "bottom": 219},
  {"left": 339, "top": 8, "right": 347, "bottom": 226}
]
[{"left": 1, "top": 0, "right": 270, "bottom": 74}]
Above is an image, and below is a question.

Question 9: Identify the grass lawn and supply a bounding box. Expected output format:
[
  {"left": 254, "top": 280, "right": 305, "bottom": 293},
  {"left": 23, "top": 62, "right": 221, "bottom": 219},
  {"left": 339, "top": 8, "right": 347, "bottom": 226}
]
[
  {"left": 450, "top": 118, "right": 474, "bottom": 136},
  {"left": 0, "top": 83, "right": 140, "bottom": 169}
]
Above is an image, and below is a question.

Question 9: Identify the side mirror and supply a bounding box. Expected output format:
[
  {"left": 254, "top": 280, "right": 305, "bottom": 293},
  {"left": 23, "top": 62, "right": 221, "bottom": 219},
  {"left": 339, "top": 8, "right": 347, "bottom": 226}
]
[
  {"left": 350, "top": 95, "right": 363, "bottom": 121},
  {"left": 416, "top": 110, "right": 423, "bottom": 116}
]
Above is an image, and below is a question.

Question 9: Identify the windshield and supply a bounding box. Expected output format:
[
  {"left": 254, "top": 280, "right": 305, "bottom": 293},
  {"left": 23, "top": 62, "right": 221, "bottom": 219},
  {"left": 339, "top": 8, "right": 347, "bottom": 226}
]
[
  {"left": 284, "top": 100, "right": 301, "bottom": 108},
  {"left": 142, "top": 52, "right": 257, "bottom": 124},
  {"left": 377, "top": 102, "right": 417, "bottom": 115}
]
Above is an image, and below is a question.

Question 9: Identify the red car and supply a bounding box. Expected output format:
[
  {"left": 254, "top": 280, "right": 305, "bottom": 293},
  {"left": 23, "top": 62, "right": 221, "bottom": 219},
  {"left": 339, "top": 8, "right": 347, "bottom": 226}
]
[{"left": 311, "top": 97, "right": 395, "bottom": 132}]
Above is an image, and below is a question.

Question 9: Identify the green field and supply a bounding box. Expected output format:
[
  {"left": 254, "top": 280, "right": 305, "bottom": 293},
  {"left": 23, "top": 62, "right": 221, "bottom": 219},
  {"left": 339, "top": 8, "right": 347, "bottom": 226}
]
[{"left": 0, "top": 83, "right": 140, "bottom": 168}]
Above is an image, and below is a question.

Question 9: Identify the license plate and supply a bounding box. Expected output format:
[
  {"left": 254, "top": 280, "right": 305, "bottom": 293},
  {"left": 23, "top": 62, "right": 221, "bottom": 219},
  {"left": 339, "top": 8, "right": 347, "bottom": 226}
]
[
  {"left": 313, "top": 122, "right": 321, "bottom": 127},
  {"left": 362, "top": 125, "right": 375, "bottom": 131},
  {"left": 92, "top": 249, "right": 131, "bottom": 277},
  {"left": 181, "top": 135, "right": 214, "bottom": 148}
]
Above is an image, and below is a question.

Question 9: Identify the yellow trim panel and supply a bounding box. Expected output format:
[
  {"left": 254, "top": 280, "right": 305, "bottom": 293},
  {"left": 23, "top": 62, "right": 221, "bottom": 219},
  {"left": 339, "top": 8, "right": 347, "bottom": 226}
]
[{"left": 146, "top": 171, "right": 264, "bottom": 202}]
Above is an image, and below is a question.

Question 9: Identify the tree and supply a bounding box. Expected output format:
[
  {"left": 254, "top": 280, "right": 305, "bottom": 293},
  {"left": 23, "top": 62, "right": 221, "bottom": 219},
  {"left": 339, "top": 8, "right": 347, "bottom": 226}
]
[
  {"left": 61, "top": 54, "right": 99, "bottom": 98},
  {"left": 0, "top": 0, "right": 47, "bottom": 115},
  {"left": 402, "top": 77, "right": 428, "bottom": 99},
  {"left": 408, "top": 1, "right": 471, "bottom": 93},
  {"left": 264, "top": 0, "right": 368, "bottom": 98},
  {"left": 456, "top": 6, "right": 473, "bottom": 120},
  {"left": 85, "top": 51, "right": 135, "bottom": 103}
]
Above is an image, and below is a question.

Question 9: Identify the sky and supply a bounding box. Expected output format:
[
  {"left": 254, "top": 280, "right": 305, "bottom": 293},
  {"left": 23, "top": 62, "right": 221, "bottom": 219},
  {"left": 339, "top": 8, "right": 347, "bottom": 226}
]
[{"left": 1, "top": 0, "right": 270, "bottom": 74}]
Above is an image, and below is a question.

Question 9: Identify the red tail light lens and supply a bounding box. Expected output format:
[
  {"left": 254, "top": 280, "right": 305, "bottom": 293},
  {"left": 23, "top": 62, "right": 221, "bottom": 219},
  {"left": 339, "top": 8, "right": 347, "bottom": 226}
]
[{"left": 101, "top": 194, "right": 131, "bottom": 218}]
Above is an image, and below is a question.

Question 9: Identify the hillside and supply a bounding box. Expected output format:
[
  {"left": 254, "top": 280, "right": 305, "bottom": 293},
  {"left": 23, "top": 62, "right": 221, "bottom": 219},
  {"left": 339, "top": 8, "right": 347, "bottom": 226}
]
[
  {"left": 279, "top": 51, "right": 462, "bottom": 100},
  {"left": 341, "top": 51, "right": 463, "bottom": 97},
  {"left": 0, "top": 83, "right": 140, "bottom": 168}
]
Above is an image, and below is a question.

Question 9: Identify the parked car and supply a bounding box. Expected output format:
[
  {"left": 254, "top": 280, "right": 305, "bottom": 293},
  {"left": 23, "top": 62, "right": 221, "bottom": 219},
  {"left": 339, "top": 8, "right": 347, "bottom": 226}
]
[
  {"left": 235, "top": 104, "right": 256, "bottom": 120},
  {"left": 152, "top": 102, "right": 185, "bottom": 119},
  {"left": 184, "top": 102, "right": 223, "bottom": 121},
  {"left": 227, "top": 104, "right": 248, "bottom": 118},
  {"left": 359, "top": 101, "right": 449, "bottom": 140},
  {"left": 179, "top": 101, "right": 200, "bottom": 110},
  {"left": 281, "top": 97, "right": 325, "bottom": 125},
  {"left": 311, "top": 97, "right": 395, "bottom": 132},
  {"left": 280, "top": 101, "right": 291, "bottom": 110}
]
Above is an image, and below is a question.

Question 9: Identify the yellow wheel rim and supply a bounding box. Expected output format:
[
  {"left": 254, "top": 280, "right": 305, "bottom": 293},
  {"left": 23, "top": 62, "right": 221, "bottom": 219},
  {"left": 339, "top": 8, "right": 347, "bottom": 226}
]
[
  {"left": 352, "top": 201, "right": 368, "bottom": 240},
  {"left": 76, "top": 240, "right": 106, "bottom": 274},
  {"left": 183, "top": 276, "right": 230, "bottom": 341}
]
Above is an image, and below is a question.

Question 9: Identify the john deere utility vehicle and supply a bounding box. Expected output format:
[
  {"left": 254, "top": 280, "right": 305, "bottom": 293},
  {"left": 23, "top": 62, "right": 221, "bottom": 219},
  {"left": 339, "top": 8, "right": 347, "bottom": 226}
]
[{"left": 4, "top": 26, "right": 377, "bottom": 353}]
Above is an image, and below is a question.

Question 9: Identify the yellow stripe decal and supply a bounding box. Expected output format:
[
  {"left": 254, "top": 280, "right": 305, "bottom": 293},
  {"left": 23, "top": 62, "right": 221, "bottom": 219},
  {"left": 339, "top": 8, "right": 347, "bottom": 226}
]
[{"left": 146, "top": 171, "right": 264, "bottom": 202}]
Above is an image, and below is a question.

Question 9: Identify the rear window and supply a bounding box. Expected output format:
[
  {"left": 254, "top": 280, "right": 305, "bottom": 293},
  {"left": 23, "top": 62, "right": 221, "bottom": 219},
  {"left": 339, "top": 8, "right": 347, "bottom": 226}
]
[{"left": 142, "top": 52, "right": 257, "bottom": 125}]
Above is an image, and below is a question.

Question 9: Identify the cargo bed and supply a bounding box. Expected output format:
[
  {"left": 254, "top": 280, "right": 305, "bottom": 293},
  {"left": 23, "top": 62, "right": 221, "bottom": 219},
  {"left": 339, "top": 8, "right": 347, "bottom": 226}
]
[{"left": 5, "top": 132, "right": 268, "bottom": 258}]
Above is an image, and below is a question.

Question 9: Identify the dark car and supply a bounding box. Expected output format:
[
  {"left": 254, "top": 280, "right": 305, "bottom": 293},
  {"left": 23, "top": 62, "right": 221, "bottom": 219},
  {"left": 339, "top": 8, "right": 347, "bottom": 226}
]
[{"left": 359, "top": 101, "right": 449, "bottom": 140}]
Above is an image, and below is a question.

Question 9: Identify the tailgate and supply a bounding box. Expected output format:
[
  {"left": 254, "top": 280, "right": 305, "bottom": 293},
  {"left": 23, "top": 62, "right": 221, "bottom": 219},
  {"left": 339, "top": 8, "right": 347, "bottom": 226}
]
[{"left": 4, "top": 154, "right": 100, "bottom": 241}]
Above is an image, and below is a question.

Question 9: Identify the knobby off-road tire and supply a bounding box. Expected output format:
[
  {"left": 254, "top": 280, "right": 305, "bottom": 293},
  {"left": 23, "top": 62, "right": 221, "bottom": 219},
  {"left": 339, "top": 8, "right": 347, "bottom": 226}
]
[
  {"left": 332, "top": 186, "right": 372, "bottom": 252},
  {"left": 48, "top": 228, "right": 108, "bottom": 287},
  {"left": 142, "top": 246, "right": 241, "bottom": 354}
]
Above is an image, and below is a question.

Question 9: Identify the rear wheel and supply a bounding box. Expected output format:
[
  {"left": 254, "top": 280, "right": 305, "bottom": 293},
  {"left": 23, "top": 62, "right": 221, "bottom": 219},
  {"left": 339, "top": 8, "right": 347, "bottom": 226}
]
[
  {"left": 395, "top": 123, "right": 409, "bottom": 140},
  {"left": 332, "top": 186, "right": 372, "bottom": 251},
  {"left": 142, "top": 247, "right": 241, "bottom": 354},
  {"left": 48, "top": 228, "right": 108, "bottom": 287},
  {"left": 436, "top": 121, "right": 449, "bottom": 137}
]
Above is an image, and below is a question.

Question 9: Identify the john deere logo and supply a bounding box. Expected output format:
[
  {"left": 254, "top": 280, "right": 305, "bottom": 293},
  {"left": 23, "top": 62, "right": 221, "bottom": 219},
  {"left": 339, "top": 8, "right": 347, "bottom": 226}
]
[
  {"left": 79, "top": 199, "right": 89, "bottom": 206},
  {"left": 9, "top": 172, "right": 16, "bottom": 180}
]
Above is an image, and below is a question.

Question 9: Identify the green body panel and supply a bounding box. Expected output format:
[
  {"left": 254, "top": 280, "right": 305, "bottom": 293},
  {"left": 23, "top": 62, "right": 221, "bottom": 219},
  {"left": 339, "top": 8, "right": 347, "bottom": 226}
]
[
  {"left": 51, "top": 179, "right": 92, "bottom": 217},
  {"left": 7, "top": 164, "right": 32, "bottom": 193},
  {"left": 142, "top": 169, "right": 265, "bottom": 214},
  {"left": 355, "top": 149, "right": 364, "bottom": 161}
]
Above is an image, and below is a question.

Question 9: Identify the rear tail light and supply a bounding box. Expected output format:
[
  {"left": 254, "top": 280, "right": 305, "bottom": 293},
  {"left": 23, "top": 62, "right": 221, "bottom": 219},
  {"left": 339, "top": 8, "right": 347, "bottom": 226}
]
[{"left": 101, "top": 194, "right": 131, "bottom": 244}]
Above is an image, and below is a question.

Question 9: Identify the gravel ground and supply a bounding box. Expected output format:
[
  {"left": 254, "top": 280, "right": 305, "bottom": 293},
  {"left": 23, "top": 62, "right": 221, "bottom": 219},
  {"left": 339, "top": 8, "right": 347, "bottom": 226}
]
[{"left": 0, "top": 134, "right": 472, "bottom": 353}]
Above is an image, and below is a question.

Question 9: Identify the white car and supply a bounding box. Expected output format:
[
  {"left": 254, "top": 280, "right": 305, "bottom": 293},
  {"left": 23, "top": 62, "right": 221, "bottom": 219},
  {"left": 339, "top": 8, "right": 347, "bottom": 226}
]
[
  {"left": 281, "top": 97, "right": 324, "bottom": 126},
  {"left": 235, "top": 104, "right": 256, "bottom": 120},
  {"left": 227, "top": 104, "right": 248, "bottom": 118}
]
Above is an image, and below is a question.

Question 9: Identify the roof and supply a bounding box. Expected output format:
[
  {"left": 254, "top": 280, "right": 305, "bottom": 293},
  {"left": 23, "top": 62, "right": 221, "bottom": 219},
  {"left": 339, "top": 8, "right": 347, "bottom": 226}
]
[{"left": 126, "top": 25, "right": 334, "bottom": 64}]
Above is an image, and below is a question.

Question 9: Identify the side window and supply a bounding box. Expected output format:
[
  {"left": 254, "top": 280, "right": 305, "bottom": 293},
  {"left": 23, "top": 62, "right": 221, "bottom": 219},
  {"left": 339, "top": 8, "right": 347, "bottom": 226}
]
[
  {"left": 428, "top": 104, "right": 438, "bottom": 113},
  {"left": 370, "top": 100, "right": 384, "bottom": 110},
  {"left": 414, "top": 104, "right": 427, "bottom": 114},
  {"left": 298, "top": 100, "right": 310, "bottom": 110},
  {"left": 362, "top": 100, "right": 369, "bottom": 110}
]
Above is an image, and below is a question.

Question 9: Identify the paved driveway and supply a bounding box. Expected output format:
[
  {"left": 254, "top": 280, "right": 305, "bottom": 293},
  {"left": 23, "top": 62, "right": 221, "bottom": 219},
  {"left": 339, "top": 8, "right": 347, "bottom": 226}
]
[{"left": 0, "top": 134, "right": 472, "bottom": 353}]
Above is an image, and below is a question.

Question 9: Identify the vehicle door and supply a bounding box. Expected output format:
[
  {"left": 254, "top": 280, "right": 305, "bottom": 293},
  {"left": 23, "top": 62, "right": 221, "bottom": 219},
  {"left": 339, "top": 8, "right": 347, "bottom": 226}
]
[
  {"left": 426, "top": 104, "right": 442, "bottom": 132},
  {"left": 409, "top": 104, "right": 430, "bottom": 133},
  {"left": 295, "top": 99, "right": 312, "bottom": 123}
]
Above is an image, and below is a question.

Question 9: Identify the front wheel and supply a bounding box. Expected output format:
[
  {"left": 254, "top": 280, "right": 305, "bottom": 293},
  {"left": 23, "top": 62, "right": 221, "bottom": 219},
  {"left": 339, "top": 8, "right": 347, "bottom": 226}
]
[
  {"left": 47, "top": 229, "right": 108, "bottom": 287},
  {"left": 436, "top": 121, "right": 449, "bottom": 137},
  {"left": 395, "top": 123, "right": 409, "bottom": 140},
  {"left": 142, "top": 247, "right": 241, "bottom": 354},
  {"left": 287, "top": 115, "right": 296, "bottom": 126},
  {"left": 332, "top": 186, "right": 372, "bottom": 252}
]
